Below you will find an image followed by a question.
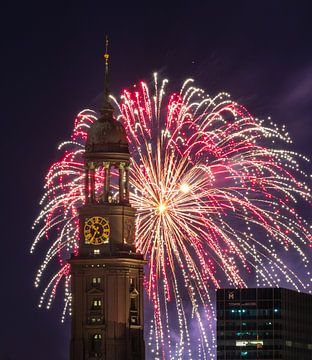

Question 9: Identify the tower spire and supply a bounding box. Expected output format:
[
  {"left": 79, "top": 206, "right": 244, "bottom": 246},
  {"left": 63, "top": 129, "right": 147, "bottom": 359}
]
[{"left": 100, "top": 35, "right": 113, "bottom": 114}]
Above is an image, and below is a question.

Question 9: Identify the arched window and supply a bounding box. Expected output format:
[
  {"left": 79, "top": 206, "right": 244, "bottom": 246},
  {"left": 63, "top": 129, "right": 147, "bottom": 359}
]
[
  {"left": 92, "top": 277, "right": 101, "bottom": 287},
  {"left": 92, "top": 298, "right": 102, "bottom": 309},
  {"left": 90, "top": 333, "right": 102, "bottom": 357}
]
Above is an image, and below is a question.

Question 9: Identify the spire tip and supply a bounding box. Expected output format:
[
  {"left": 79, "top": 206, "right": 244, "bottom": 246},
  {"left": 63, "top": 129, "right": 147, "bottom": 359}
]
[
  {"left": 104, "top": 35, "right": 109, "bottom": 65},
  {"left": 100, "top": 35, "right": 113, "bottom": 115}
]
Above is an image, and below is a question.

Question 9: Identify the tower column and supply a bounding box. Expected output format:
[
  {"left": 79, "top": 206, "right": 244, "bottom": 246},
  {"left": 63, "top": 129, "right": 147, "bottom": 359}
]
[
  {"left": 119, "top": 163, "right": 125, "bottom": 203},
  {"left": 85, "top": 166, "right": 90, "bottom": 203},
  {"left": 125, "top": 167, "right": 130, "bottom": 202}
]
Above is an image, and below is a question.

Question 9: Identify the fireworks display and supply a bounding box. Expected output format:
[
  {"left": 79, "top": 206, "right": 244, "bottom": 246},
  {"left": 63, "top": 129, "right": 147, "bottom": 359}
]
[{"left": 31, "top": 74, "right": 312, "bottom": 359}]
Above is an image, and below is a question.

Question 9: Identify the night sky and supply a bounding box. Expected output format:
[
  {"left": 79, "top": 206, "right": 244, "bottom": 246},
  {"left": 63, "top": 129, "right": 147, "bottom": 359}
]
[{"left": 2, "top": 1, "right": 312, "bottom": 359}]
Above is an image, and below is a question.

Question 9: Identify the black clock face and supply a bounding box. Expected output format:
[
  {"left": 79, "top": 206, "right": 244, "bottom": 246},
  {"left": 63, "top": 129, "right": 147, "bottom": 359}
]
[{"left": 84, "top": 216, "right": 110, "bottom": 245}]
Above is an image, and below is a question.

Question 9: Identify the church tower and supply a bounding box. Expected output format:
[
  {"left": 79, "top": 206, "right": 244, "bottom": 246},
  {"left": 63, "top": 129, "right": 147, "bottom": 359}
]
[{"left": 69, "top": 41, "right": 146, "bottom": 360}]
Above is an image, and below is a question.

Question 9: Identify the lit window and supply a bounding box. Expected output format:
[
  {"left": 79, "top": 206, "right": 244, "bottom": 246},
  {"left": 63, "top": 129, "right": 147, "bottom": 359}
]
[
  {"left": 130, "top": 315, "right": 138, "bottom": 325},
  {"left": 90, "top": 317, "right": 102, "bottom": 324},
  {"left": 94, "top": 249, "right": 100, "bottom": 255},
  {"left": 92, "top": 299, "right": 102, "bottom": 308},
  {"left": 92, "top": 277, "right": 101, "bottom": 284},
  {"left": 91, "top": 333, "right": 102, "bottom": 358},
  {"left": 236, "top": 340, "right": 263, "bottom": 347}
]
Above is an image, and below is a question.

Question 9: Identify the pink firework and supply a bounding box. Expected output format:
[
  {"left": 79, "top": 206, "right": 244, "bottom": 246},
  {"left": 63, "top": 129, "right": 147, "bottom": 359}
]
[{"left": 32, "top": 75, "right": 312, "bottom": 359}]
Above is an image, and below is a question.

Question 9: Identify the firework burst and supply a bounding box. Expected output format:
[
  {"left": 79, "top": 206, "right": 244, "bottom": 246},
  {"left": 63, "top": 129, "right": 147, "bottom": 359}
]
[{"left": 32, "top": 74, "right": 312, "bottom": 359}]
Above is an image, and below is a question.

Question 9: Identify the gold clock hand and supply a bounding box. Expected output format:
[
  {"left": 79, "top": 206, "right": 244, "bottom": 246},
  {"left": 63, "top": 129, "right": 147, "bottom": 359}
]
[
  {"left": 90, "top": 230, "right": 98, "bottom": 243},
  {"left": 91, "top": 225, "right": 100, "bottom": 234}
]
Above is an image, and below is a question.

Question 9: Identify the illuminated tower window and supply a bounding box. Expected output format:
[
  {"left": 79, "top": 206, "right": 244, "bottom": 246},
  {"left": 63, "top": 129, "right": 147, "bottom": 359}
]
[
  {"left": 92, "top": 299, "right": 102, "bottom": 309},
  {"left": 130, "top": 278, "right": 139, "bottom": 325},
  {"left": 90, "top": 333, "right": 102, "bottom": 358},
  {"left": 92, "top": 277, "right": 101, "bottom": 285},
  {"left": 88, "top": 315, "right": 103, "bottom": 325}
]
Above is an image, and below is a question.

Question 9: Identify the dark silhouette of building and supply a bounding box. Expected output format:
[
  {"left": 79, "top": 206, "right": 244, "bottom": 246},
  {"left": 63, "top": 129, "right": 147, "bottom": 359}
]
[
  {"left": 217, "top": 287, "right": 312, "bottom": 359},
  {"left": 69, "top": 42, "right": 146, "bottom": 360}
]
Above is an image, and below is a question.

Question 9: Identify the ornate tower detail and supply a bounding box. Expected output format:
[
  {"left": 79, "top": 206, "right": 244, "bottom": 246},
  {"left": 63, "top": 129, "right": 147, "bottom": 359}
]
[{"left": 69, "top": 41, "right": 146, "bottom": 360}]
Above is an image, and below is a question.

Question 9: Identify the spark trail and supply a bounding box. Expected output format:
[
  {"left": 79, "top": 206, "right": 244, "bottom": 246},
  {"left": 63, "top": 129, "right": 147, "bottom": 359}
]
[{"left": 32, "top": 74, "right": 312, "bottom": 359}]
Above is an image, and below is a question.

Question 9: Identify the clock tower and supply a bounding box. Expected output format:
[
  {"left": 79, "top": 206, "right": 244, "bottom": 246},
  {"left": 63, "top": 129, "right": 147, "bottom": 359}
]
[{"left": 69, "top": 43, "right": 146, "bottom": 360}]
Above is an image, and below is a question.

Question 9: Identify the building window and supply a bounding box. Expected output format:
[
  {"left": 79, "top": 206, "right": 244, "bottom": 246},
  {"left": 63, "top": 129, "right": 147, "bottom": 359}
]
[
  {"left": 94, "top": 249, "right": 100, "bottom": 255},
  {"left": 236, "top": 339, "right": 263, "bottom": 347},
  {"left": 130, "top": 313, "right": 139, "bottom": 325},
  {"left": 92, "top": 299, "right": 102, "bottom": 309},
  {"left": 92, "top": 277, "right": 101, "bottom": 285},
  {"left": 90, "top": 333, "right": 102, "bottom": 358},
  {"left": 92, "top": 318, "right": 101, "bottom": 323},
  {"left": 129, "top": 278, "right": 139, "bottom": 325},
  {"left": 89, "top": 316, "right": 103, "bottom": 325}
]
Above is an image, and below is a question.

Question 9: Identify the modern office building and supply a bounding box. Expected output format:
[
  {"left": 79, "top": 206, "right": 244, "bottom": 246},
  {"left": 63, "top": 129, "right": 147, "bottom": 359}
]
[{"left": 217, "top": 287, "right": 312, "bottom": 359}]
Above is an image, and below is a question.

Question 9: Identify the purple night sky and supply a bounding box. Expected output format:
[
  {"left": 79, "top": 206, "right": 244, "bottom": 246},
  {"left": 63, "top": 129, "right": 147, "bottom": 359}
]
[{"left": 1, "top": 1, "right": 312, "bottom": 358}]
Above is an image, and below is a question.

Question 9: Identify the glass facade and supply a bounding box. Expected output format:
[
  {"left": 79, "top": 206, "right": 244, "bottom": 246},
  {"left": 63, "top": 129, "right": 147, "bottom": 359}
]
[{"left": 217, "top": 288, "right": 312, "bottom": 359}]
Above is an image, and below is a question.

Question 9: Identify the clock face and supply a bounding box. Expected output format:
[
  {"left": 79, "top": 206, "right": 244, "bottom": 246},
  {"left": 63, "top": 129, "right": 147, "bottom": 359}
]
[{"left": 84, "top": 216, "right": 110, "bottom": 245}]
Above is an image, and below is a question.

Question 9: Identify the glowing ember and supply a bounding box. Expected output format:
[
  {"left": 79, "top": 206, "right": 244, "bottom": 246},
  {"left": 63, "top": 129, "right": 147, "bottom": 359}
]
[
  {"left": 180, "top": 183, "right": 190, "bottom": 193},
  {"left": 157, "top": 203, "right": 167, "bottom": 214}
]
